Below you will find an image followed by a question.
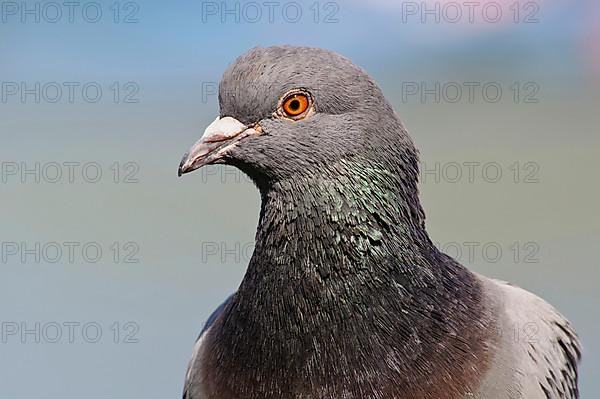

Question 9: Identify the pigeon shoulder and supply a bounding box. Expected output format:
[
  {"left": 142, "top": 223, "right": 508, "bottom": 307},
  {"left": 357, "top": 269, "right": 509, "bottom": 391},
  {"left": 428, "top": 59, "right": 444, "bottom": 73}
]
[
  {"left": 474, "top": 275, "right": 581, "bottom": 399},
  {"left": 183, "top": 295, "right": 233, "bottom": 399}
]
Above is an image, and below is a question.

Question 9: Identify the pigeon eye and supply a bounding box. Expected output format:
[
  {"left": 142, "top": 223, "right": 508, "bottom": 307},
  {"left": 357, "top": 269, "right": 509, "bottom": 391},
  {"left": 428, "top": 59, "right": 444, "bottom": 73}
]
[{"left": 281, "top": 93, "right": 310, "bottom": 118}]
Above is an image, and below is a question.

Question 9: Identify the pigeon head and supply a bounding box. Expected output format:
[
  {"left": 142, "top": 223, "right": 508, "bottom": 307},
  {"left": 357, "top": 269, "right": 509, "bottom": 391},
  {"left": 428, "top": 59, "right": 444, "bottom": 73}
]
[{"left": 178, "top": 46, "right": 418, "bottom": 193}]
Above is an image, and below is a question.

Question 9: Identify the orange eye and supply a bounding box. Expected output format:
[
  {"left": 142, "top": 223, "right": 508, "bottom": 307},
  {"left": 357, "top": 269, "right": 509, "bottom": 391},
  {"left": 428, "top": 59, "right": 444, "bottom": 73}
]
[{"left": 282, "top": 93, "right": 310, "bottom": 117}]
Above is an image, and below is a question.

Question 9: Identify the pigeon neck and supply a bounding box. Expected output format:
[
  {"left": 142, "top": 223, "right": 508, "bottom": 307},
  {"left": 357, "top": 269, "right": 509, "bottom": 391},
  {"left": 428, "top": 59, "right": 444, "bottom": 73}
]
[
  {"left": 243, "top": 157, "right": 466, "bottom": 302},
  {"left": 256, "top": 157, "right": 433, "bottom": 253}
]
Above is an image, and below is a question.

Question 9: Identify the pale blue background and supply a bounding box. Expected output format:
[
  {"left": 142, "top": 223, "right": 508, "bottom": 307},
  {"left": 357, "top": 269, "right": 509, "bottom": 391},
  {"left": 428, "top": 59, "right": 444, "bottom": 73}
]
[{"left": 1, "top": 0, "right": 598, "bottom": 397}]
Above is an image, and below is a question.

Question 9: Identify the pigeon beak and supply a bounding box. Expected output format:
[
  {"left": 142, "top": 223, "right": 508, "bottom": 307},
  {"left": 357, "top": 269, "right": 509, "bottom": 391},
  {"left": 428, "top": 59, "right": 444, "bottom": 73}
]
[{"left": 178, "top": 116, "right": 261, "bottom": 177}]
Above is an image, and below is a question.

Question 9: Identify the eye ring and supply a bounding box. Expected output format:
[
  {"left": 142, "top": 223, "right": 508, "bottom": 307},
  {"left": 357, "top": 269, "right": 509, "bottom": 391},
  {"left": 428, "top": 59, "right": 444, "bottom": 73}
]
[{"left": 279, "top": 90, "right": 312, "bottom": 119}]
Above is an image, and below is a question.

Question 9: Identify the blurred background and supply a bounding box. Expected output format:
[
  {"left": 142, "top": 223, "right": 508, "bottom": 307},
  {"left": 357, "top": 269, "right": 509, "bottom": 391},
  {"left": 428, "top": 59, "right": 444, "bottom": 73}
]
[{"left": 1, "top": 0, "right": 598, "bottom": 397}]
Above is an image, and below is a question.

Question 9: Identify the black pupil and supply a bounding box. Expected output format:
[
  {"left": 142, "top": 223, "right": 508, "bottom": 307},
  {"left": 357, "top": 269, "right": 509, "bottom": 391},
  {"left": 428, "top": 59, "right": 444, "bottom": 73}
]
[{"left": 289, "top": 99, "right": 300, "bottom": 111}]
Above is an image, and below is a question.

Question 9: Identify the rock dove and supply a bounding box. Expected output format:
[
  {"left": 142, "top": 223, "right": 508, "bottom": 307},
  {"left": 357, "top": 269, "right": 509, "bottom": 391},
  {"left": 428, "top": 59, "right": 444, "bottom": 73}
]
[{"left": 178, "top": 46, "right": 581, "bottom": 399}]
